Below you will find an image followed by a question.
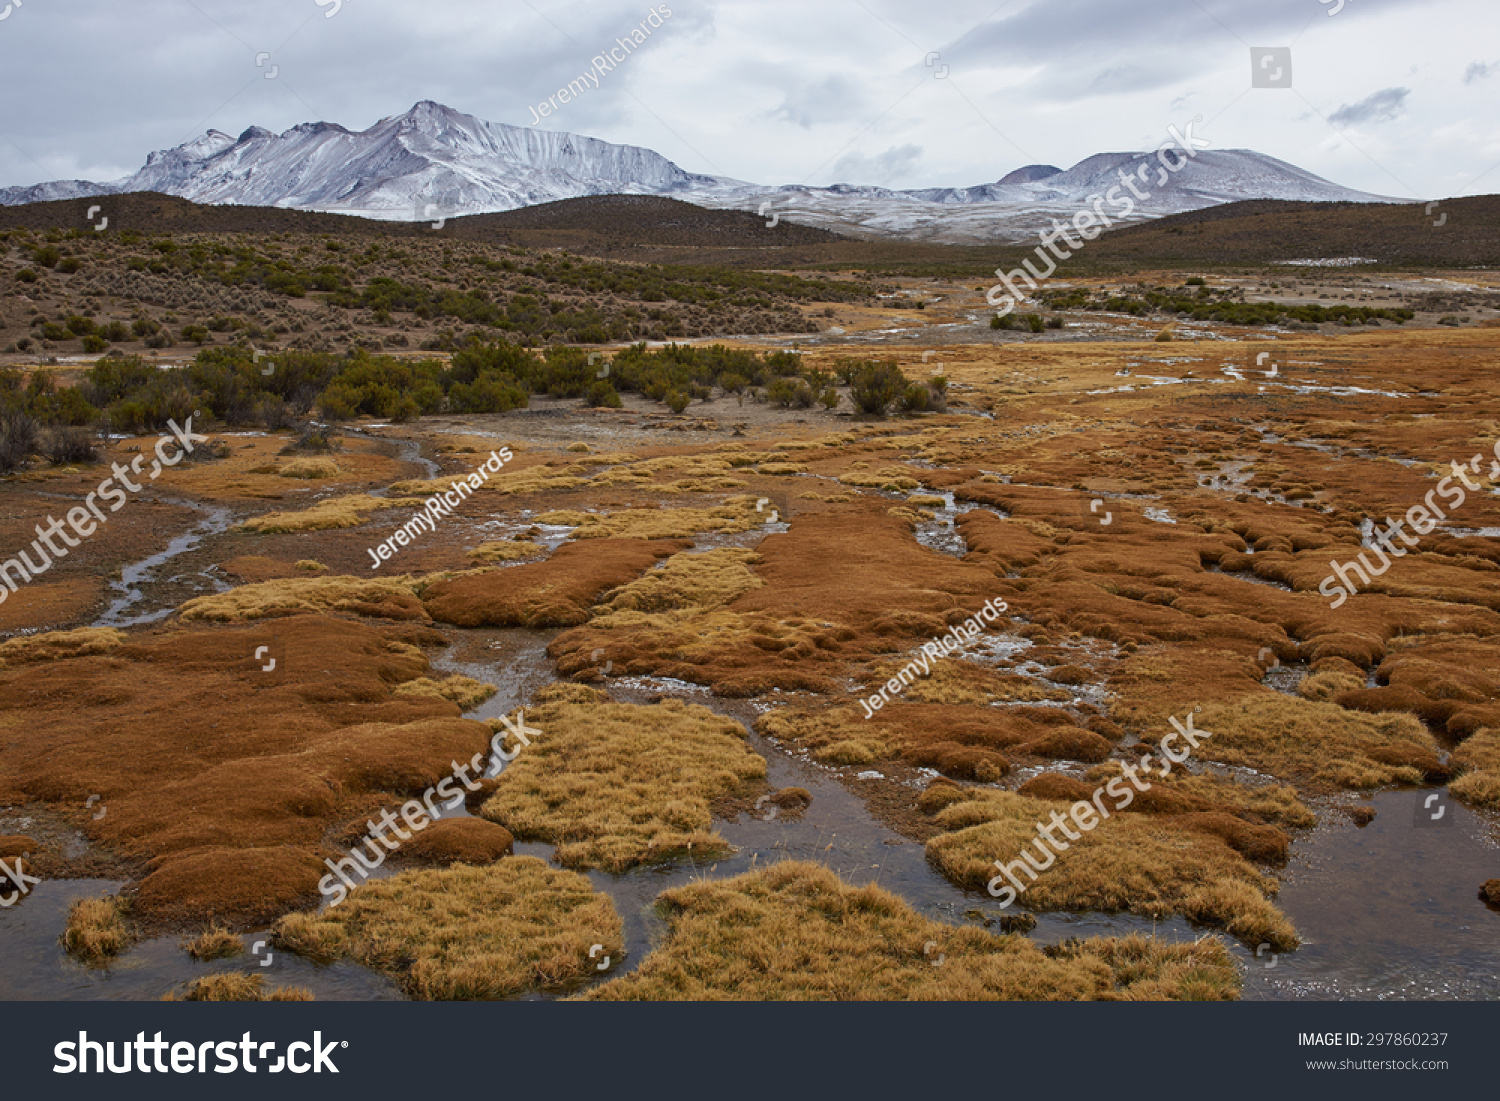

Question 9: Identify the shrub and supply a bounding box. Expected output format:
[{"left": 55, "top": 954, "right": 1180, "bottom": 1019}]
[
  {"left": 81, "top": 334, "right": 108, "bottom": 353},
  {"left": 0, "top": 411, "right": 39, "bottom": 473},
  {"left": 45, "top": 427, "right": 99, "bottom": 465},
  {"left": 767, "top": 378, "right": 814, "bottom": 408},
  {"left": 1024, "top": 313, "right": 1046, "bottom": 333},
  {"left": 849, "top": 361, "right": 909, "bottom": 416},
  {"left": 818, "top": 388, "right": 839, "bottom": 410},
  {"left": 14, "top": 268, "right": 38, "bottom": 283},
  {"left": 990, "top": 313, "right": 1018, "bottom": 330},
  {"left": 583, "top": 380, "right": 622, "bottom": 408},
  {"left": 665, "top": 389, "right": 691, "bottom": 414}
]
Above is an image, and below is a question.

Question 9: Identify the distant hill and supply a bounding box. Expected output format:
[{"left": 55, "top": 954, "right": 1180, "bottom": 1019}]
[{"left": 1074, "top": 196, "right": 1500, "bottom": 268}]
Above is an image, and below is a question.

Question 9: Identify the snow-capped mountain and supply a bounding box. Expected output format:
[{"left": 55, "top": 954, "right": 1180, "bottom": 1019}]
[{"left": 0, "top": 101, "right": 1407, "bottom": 243}]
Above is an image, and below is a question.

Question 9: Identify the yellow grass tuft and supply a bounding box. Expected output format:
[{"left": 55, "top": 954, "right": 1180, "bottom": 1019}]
[
  {"left": 1196, "top": 693, "right": 1439, "bottom": 789},
  {"left": 295, "top": 559, "right": 327, "bottom": 572},
  {"left": 0, "top": 627, "right": 125, "bottom": 668},
  {"left": 183, "top": 925, "right": 243, "bottom": 961},
  {"left": 587, "top": 861, "right": 1239, "bottom": 1000},
  {"left": 178, "top": 574, "right": 425, "bottom": 622},
  {"left": 237, "top": 494, "right": 423, "bottom": 534},
  {"left": 534, "top": 496, "right": 766, "bottom": 540},
  {"left": 167, "top": 973, "right": 312, "bottom": 1001},
  {"left": 480, "top": 684, "right": 766, "bottom": 871},
  {"left": 278, "top": 457, "right": 342, "bottom": 479},
  {"left": 595, "top": 548, "right": 763, "bottom": 616},
  {"left": 468, "top": 540, "right": 546, "bottom": 562},
  {"left": 272, "top": 857, "right": 622, "bottom": 999},
  {"left": 61, "top": 895, "right": 133, "bottom": 963},
  {"left": 394, "top": 674, "right": 497, "bottom": 710},
  {"left": 1451, "top": 728, "right": 1500, "bottom": 809},
  {"left": 923, "top": 788, "right": 1299, "bottom": 950}
]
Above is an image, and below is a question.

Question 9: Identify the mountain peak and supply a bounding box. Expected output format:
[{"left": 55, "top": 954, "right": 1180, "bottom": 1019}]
[{"left": 998, "top": 164, "right": 1062, "bottom": 185}]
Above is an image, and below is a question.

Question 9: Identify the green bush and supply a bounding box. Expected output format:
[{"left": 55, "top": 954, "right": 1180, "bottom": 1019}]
[
  {"left": 583, "top": 380, "right": 622, "bottom": 408},
  {"left": 849, "top": 361, "right": 908, "bottom": 416}
]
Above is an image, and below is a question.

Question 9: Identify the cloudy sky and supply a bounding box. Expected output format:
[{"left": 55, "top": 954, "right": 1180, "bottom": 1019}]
[{"left": 0, "top": 0, "right": 1495, "bottom": 200}]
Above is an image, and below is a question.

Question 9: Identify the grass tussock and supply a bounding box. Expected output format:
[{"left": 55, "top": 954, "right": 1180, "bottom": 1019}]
[
  {"left": 534, "top": 495, "right": 766, "bottom": 540},
  {"left": 178, "top": 574, "right": 428, "bottom": 622},
  {"left": 295, "top": 559, "right": 327, "bottom": 572},
  {"left": 394, "top": 674, "right": 497, "bottom": 710},
  {"left": 277, "top": 457, "right": 342, "bottom": 479},
  {"left": 183, "top": 925, "right": 243, "bottom": 961},
  {"left": 480, "top": 684, "right": 766, "bottom": 871},
  {"left": 168, "top": 973, "right": 313, "bottom": 1001},
  {"left": 1451, "top": 728, "right": 1500, "bottom": 809},
  {"left": 587, "top": 861, "right": 1239, "bottom": 1000},
  {"left": 61, "top": 896, "right": 133, "bottom": 963},
  {"left": 0, "top": 627, "right": 124, "bottom": 668},
  {"left": 237, "top": 493, "right": 422, "bottom": 534},
  {"left": 923, "top": 788, "right": 1298, "bottom": 950},
  {"left": 468, "top": 540, "right": 546, "bottom": 562},
  {"left": 1196, "top": 694, "right": 1441, "bottom": 790},
  {"left": 272, "top": 857, "right": 622, "bottom": 999},
  {"left": 595, "top": 547, "right": 763, "bottom": 616}
]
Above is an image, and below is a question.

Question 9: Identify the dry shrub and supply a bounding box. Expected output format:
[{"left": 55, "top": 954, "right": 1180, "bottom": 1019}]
[
  {"left": 295, "top": 559, "right": 327, "bottom": 572},
  {"left": 394, "top": 674, "right": 497, "bottom": 710},
  {"left": 423, "top": 538, "right": 687, "bottom": 628},
  {"left": 587, "top": 861, "right": 1238, "bottom": 1001},
  {"left": 179, "top": 575, "right": 429, "bottom": 622},
  {"left": 62, "top": 896, "right": 132, "bottom": 963},
  {"left": 922, "top": 789, "right": 1298, "bottom": 949},
  {"left": 183, "top": 925, "right": 243, "bottom": 960},
  {"left": 272, "top": 857, "right": 621, "bottom": 999},
  {"left": 468, "top": 540, "right": 545, "bottom": 562},
  {"left": 168, "top": 973, "right": 312, "bottom": 1001},
  {"left": 480, "top": 684, "right": 766, "bottom": 871},
  {"left": 0, "top": 627, "right": 124, "bottom": 668}
]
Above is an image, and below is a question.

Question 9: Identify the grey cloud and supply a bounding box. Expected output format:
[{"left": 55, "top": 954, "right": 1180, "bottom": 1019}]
[
  {"left": 1464, "top": 61, "right": 1493, "bottom": 82},
  {"left": 830, "top": 143, "right": 923, "bottom": 185},
  {"left": 1328, "top": 86, "right": 1411, "bottom": 127}
]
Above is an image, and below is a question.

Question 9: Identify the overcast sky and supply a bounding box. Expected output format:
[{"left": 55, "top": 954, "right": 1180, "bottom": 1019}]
[{"left": 0, "top": 0, "right": 1495, "bottom": 200}]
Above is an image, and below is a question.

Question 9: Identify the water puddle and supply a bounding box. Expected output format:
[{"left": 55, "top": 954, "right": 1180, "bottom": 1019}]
[
  {"left": 93, "top": 499, "right": 234, "bottom": 628},
  {"left": 1243, "top": 788, "right": 1500, "bottom": 1000}
]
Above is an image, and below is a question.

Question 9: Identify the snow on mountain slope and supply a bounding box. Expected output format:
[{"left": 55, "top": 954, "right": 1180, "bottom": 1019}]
[{"left": 0, "top": 101, "right": 1408, "bottom": 243}]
